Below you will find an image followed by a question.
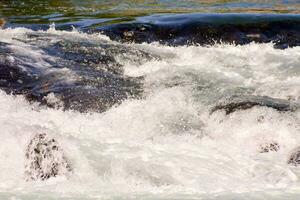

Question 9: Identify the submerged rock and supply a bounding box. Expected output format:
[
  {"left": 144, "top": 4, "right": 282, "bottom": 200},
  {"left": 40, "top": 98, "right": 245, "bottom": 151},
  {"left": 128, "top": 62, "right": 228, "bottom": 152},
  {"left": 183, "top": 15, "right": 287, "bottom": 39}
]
[
  {"left": 210, "top": 95, "right": 300, "bottom": 115},
  {"left": 98, "top": 14, "right": 300, "bottom": 49},
  {"left": 0, "top": 33, "right": 149, "bottom": 112},
  {"left": 258, "top": 142, "right": 280, "bottom": 153},
  {"left": 24, "top": 133, "right": 71, "bottom": 181},
  {"left": 288, "top": 147, "right": 300, "bottom": 166}
]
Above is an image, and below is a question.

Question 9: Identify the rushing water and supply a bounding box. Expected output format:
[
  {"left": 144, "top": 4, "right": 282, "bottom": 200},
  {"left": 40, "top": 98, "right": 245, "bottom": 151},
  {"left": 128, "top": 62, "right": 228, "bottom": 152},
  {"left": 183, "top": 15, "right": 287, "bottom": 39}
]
[{"left": 1, "top": 1, "right": 300, "bottom": 200}]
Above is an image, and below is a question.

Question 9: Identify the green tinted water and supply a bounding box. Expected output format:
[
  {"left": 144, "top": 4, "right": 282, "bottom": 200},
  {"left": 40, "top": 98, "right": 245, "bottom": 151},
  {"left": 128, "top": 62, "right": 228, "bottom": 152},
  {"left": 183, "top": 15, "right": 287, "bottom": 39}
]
[{"left": 1, "top": 0, "right": 300, "bottom": 25}]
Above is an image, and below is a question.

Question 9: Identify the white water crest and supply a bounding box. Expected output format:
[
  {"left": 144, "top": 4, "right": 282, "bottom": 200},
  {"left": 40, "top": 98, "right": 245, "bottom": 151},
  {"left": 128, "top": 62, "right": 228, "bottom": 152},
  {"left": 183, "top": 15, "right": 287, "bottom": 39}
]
[{"left": 1, "top": 27, "right": 300, "bottom": 199}]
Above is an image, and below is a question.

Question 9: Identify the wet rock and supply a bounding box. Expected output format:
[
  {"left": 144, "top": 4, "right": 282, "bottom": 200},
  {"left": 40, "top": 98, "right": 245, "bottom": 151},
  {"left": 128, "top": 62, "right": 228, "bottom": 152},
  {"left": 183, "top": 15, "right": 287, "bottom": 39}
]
[
  {"left": 210, "top": 95, "right": 300, "bottom": 115},
  {"left": 24, "top": 133, "right": 71, "bottom": 181},
  {"left": 288, "top": 147, "right": 300, "bottom": 166},
  {"left": 0, "top": 35, "right": 147, "bottom": 112},
  {"left": 98, "top": 14, "right": 300, "bottom": 49},
  {"left": 21, "top": 33, "right": 158, "bottom": 75},
  {"left": 258, "top": 142, "right": 280, "bottom": 153}
]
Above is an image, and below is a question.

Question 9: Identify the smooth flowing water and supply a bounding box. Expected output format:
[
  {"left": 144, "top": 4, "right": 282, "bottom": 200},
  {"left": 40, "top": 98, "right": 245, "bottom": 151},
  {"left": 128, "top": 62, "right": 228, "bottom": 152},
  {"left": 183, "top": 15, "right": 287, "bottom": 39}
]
[{"left": 1, "top": 1, "right": 300, "bottom": 200}]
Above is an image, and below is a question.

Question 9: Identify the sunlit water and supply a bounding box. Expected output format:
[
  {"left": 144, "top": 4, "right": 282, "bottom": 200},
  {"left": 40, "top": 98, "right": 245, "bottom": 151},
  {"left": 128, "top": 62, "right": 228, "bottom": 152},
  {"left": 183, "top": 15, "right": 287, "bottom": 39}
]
[
  {"left": 1, "top": 1, "right": 300, "bottom": 199},
  {"left": 1, "top": 26, "right": 300, "bottom": 199},
  {"left": 1, "top": 0, "right": 300, "bottom": 27}
]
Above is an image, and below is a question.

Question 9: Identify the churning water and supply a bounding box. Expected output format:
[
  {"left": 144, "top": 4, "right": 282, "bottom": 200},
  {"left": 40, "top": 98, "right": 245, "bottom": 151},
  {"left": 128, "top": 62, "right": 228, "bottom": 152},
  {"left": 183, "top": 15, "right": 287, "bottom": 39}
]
[{"left": 1, "top": 8, "right": 300, "bottom": 199}]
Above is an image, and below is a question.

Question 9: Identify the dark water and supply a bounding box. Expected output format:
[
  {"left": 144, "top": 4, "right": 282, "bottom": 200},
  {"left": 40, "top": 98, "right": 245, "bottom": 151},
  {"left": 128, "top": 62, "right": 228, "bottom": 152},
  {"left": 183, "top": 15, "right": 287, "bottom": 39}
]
[
  {"left": 99, "top": 13, "right": 300, "bottom": 48},
  {"left": 1, "top": 1, "right": 300, "bottom": 48}
]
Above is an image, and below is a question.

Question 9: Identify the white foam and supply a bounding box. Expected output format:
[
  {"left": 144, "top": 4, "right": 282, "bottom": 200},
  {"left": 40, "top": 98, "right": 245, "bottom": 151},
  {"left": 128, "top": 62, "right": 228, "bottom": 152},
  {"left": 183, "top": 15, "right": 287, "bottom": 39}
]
[{"left": 1, "top": 28, "right": 300, "bottom": 199}]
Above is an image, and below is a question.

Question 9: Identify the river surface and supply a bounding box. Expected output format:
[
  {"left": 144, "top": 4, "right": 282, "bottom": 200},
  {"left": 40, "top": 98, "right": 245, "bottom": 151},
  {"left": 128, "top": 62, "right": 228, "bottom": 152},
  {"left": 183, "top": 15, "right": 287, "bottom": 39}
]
[{"left": 1, "top": 1, "right": 300, "bottom": 200}]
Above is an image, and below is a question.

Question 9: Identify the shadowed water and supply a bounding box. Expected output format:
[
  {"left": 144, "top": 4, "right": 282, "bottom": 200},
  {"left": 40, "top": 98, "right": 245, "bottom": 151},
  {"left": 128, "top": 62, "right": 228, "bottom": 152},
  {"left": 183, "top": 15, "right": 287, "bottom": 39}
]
[{"left": 98, "top": 13, "right": 300, "bottom": 48}]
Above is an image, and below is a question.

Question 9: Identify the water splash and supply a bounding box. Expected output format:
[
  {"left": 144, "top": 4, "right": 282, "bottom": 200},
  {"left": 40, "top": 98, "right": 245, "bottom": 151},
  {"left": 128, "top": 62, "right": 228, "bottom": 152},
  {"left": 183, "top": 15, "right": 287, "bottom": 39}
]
[{"left": 0, "top": 27, "right": 300, "bottom": 199}]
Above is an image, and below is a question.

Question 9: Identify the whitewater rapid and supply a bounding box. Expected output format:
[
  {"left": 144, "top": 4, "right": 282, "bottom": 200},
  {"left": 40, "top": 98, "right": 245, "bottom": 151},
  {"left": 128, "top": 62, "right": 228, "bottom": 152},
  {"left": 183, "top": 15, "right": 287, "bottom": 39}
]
[{"left": 1, "top": 27, "right": 300, "bottom": 199}]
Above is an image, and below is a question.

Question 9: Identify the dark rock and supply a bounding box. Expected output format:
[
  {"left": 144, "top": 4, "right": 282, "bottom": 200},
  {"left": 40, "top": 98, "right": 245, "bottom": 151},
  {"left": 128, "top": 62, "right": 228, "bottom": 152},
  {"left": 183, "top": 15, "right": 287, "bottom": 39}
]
[
  {"left": 288, "top": 147, "right": 300, "bottom": 166},
  {"left": 210, "top": 95, "right": 300, "bottom": 115},
  {"left": 24, "top": 133, "right": 71, "bottom": 181},
  {"left": 97, "top": 14, "right": 300, "bottom": 49},
  {"left": 258, "top": 142, "right": 280, "bottom": 153},
  {"left": 0, "top": 34, "right": 150, "bottom": 112}
]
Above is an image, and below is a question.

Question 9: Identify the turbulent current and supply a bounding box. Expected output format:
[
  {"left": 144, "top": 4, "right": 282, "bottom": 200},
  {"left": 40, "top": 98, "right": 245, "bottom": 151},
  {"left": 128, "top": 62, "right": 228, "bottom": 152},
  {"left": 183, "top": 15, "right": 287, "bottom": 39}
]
[{"left": 1, "top": 15, "right": 300, "bottom": 199}]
